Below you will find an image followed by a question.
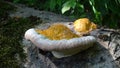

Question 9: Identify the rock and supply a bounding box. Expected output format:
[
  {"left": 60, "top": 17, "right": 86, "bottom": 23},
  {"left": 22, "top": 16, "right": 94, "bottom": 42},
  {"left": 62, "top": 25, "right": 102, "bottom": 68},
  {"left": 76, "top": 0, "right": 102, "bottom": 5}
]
[
  {"left": 108, "top": 32, "right": 120, "bottom": 60},
  {"left": 23, "top": 39, "right": 119, "bottom": 68},
  {"left": 9, "top": 4, "right": 75, "bottom": 23},
  {"left": 92, "top": 29, "right": 120, "bottom": 61},
  {"left": 91, "top": 29, "right": 120, "bottom": 67}
]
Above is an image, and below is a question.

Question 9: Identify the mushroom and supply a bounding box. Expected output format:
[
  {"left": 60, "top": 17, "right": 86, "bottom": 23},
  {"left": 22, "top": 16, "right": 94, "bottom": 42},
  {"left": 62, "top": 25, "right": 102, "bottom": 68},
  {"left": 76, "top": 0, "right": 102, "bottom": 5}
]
[
  {"left": 73, "top": 18, "right": 97, "bottom": 35},
  {"left": 24, "top": 26, "right": 96, "bottom": 58}
]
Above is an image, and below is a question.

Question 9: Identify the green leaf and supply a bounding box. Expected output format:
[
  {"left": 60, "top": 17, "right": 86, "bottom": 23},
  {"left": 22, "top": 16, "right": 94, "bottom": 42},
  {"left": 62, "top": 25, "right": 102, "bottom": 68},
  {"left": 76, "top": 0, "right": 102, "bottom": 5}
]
[
  {"left": 61, "top": 0, "right": 76, "bottom": 14},
  {"left": 13, "top": 0, "right": 20, "bottom": 3},
  {"left": 61, "top": 4, "right": 71, "bottom": 14},
  {"left": 57, "top": 0, "right": 62, "bottom": 6},
  {"left": 49, "top": 0, "right": 56, "bottom": 11},
  {"left": 78, "top": 4, "right": 84, "bottom": 12},
  {"left": 115, "top": 0, "right": 120, "bottom": 4}
]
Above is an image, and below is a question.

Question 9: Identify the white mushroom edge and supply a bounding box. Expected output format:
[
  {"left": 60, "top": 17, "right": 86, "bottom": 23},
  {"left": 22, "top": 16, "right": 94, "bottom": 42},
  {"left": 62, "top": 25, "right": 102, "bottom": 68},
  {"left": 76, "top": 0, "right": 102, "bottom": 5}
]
[{"left": 24, "top": 28, "right": 96, "bottom": 58}]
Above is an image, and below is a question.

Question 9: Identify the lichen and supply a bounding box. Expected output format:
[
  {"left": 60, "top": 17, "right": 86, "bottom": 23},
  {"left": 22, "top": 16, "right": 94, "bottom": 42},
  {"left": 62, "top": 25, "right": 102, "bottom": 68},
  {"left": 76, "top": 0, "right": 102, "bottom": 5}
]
[{"left": 36, "top": 24, "right": 79, "bottom": 40}]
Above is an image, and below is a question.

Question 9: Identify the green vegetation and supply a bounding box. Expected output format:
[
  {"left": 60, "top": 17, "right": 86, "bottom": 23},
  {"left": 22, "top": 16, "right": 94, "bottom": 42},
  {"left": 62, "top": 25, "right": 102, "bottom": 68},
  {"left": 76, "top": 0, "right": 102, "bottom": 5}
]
[
  {"left": 0, "top": 17, "right": 42, "bottom": 67},
  {"left": 0, "top": 1, "right": 43, "bottom": 67},
  {"left": 12, "top": 0, "right": 120, "bottom": 28}
]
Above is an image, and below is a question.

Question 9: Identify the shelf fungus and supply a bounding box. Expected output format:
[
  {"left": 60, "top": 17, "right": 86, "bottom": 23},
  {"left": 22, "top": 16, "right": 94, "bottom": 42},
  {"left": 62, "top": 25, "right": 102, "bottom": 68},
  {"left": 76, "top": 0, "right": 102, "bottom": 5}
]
[
  {"left": 24, "top": 21, "right": 96, "bottom": 58},
  {"left": 73, "top": 18, "right": 97, "bottom": 35}
]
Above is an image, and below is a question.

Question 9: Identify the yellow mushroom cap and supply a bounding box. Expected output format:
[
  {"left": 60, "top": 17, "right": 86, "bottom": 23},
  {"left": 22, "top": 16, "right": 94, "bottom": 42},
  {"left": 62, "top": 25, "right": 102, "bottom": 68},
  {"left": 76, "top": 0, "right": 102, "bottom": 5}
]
[
  {"left": 73, "top": 18, "right": 97, "bottom": 34},
  {"left": 35, "top": 24, "right": 79, "bottom": 40}
]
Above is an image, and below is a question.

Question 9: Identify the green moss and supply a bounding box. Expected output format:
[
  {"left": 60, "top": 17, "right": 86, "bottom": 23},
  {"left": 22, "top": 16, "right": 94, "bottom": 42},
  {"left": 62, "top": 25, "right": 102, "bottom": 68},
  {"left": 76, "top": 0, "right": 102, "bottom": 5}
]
[
  {"left": 0, "top": 1, "right": 16, "bottom": 17},
  {"left": 0, "top": 14, "right": 42, "bottom": 67},
  {"left": 0, "top": 1, "right": 16, "bottom": 10}
]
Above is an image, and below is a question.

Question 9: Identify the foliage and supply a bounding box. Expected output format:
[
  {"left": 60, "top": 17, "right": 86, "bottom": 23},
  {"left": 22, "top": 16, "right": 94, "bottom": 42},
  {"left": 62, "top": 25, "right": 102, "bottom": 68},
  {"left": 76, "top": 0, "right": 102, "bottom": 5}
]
[
  {"left": 88, "top": 0, "right": 120, "bottom": 28},
  {"left": 61, "top": 0, "right": 77, "bottom": 14},
  {"left": 11, "top": 0, "right": 120, "bottom": 28},
  {"left": 61, "top": 0, "right": 120, "bottom": 28}
]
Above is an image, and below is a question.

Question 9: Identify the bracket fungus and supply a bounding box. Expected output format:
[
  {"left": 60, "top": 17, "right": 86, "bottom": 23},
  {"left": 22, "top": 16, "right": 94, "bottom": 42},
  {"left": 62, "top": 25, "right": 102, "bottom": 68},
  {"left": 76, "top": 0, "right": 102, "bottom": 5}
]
[
  {"left": 73, "top": 18, "right": 97, "bottom": 35},
  {"left": 24, "top": 18, "right": 97, "bottom": 58},
  {"left": 35, "top": 24, "right": 79, "bottom": 40}
]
